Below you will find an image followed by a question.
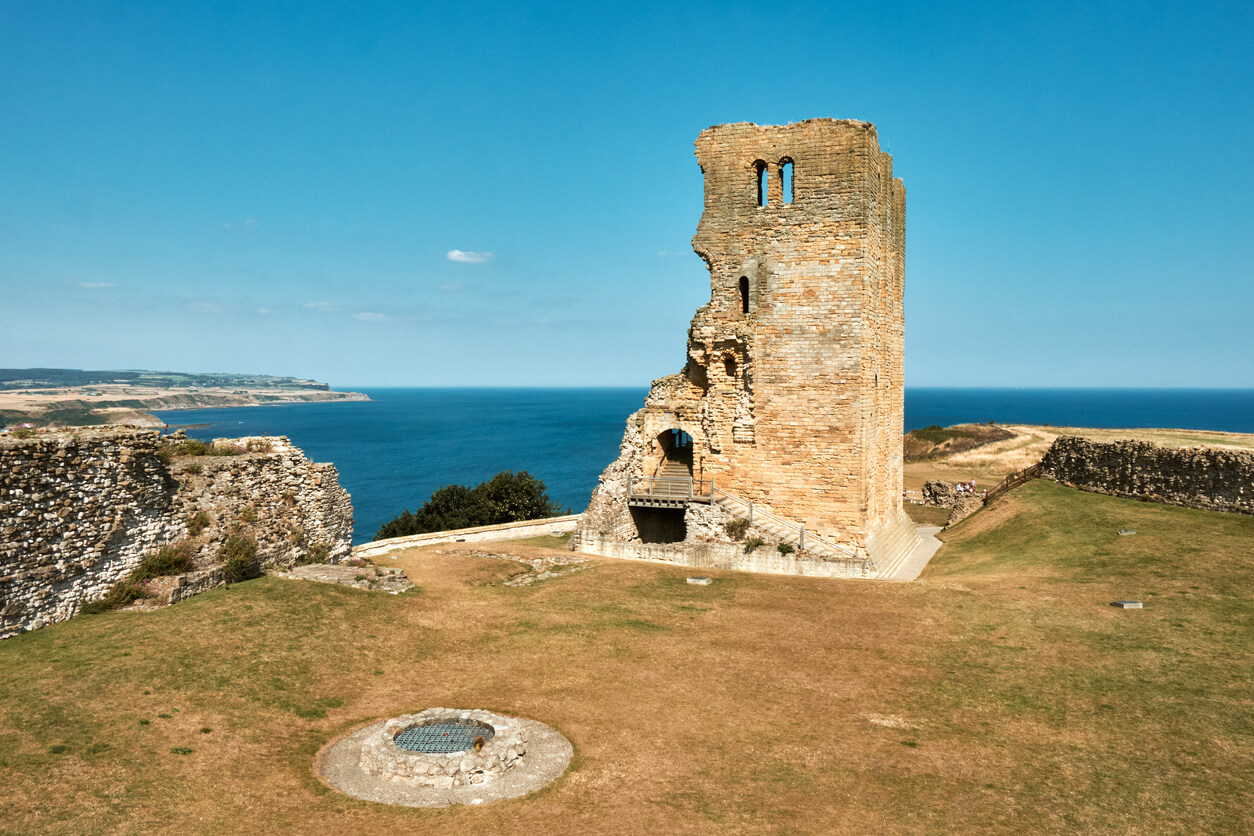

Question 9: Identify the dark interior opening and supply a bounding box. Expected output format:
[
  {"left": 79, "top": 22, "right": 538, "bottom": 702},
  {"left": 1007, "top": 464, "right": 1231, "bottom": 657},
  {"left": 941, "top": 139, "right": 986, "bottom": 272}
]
[
  {"left": 739, "top": 276, "right": 750, "bottom": 315},
  {"left": 657, "top": 428, "right": 693, "bottom": 473},
  {"left": 630, "top": 507, "right": 687, "bottom": 543}
]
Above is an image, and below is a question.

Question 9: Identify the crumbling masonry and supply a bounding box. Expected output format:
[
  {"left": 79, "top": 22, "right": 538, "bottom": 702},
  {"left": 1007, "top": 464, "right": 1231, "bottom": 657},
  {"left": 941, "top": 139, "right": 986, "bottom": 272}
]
[{"left": 579, "top": 119, "right": 919, "bottom": 575}]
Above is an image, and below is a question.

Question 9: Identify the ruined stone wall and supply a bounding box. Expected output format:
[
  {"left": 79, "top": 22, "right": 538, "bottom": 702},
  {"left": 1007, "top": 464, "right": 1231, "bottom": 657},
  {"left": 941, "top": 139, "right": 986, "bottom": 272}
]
[
  {"left": 582, "top": 119, "right": 913, "bottom": 567},
  {"left": 1, "top": 428, "right": 353, "bottom": 638},
  {"left": 578, "top": 533, "right": 874, "bottom": 579},
  {"left": 1042, "top": 436, "right": 1254, "bottom": 516}
]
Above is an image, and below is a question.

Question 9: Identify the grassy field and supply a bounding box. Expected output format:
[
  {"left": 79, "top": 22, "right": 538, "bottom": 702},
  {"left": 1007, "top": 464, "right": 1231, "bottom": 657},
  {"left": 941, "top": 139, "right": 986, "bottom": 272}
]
[{"left": 1, "top": 481, "right": 1251, "bottom": 834}]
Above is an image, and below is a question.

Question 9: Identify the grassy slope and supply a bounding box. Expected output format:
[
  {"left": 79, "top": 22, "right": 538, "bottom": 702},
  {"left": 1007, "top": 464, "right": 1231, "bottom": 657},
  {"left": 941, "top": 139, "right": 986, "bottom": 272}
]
[{"left": 0, "top": 485, "right": 1251, "bottom": 834}]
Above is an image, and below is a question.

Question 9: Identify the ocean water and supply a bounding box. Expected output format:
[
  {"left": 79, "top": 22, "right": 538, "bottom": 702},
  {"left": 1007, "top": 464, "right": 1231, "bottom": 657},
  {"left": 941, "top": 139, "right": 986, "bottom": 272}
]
[{"left": 154, "top": 387, "right": 1254, "bottom": 544}]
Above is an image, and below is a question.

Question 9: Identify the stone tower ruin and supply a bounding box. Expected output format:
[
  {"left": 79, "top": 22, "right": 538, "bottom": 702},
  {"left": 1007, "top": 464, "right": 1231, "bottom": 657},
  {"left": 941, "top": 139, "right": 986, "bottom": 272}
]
[{"left": 579, "top": 119, "right": 919, "bottom": 576}]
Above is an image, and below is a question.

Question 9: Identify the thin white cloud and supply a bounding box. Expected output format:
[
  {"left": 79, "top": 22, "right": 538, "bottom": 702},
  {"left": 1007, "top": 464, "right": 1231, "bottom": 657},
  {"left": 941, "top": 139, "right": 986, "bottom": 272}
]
[
  {"left": 355, "top": 312, "right": 388, "bottom": 322},
  {"left": 447, "top": 249, "right": 493, "bottom": 264},
  {"left": 78, "top": 282, "right": 115, "bottom": 288},
  {"left": 192, "top": 300, "right": 226, "bottom": 314},
  {"left": 258, "top": 308, "right": 272, "bottom": 315},
  {"left": 304, "top": 301, "right": 333, "bottom": 310},
  {"left": 440, "top": 281, "right": 465, "bottom": 292}
]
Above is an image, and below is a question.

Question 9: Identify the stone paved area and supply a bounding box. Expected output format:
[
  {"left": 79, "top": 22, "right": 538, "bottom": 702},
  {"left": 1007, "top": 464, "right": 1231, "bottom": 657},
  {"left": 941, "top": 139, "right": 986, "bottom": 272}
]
[
  {"left": 272, "top": 562, "right": 413, "bottom": 594},
  {"left": 882, "top": 526, "right": 943, "bottom": 582},
  {"left": 432, "top": 549, "right": 592, "bottom": 587}
]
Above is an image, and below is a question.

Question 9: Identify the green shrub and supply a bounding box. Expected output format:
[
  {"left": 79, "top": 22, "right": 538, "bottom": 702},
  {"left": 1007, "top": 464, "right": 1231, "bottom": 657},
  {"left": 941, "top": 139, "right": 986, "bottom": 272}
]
[
  {"left": 131, "top": 541, "right": 195, "bottom": 582},
  {"left": 183, "top": 461, "right": 203, "bottom": 475},
  {"left": 724, "top": 518, "right": 751, "bottom": 540},
  {"left": 208, "top": 442, "right": 246, "bottom": 456},
  {"left": 173, "top": 439, "right": 210, "bottom": 457},
  {"left": 185, "top": 511, "right": 211, "bottom": 537},
  {"left": 81, "top": 580, "right": 152, "bottom": 614},
  {"left": 245, "top": 438, "right": 272, "bottom": 453},
  {"left": 375, "top": 471, "right": 567, "bottom": 540},
  {"left": 743, "top": 537, "right": 765, "bottom": 554},
  {"left": 220, "top": 534, "right": 259, "bottom": 582},
  {"left": 299, "top": 541, "right": 330, "bottom": 565},
  {"left": 777, "top": 542, "right": 796, "bottom": 555},
  {"left": 12, "top": 428, "right": 34, "bottom": 439},
  {"left": 170, "top": 747, "right": 193, "bottom": 755},
  {"left": 237, "top": 505, "right": 257, "bottom": 523}
]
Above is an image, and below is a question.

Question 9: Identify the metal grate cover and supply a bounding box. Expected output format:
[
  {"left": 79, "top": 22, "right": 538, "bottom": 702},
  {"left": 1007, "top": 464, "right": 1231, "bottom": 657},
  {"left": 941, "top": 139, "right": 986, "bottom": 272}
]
[{"left": 393, "top": 720, "right": 495, "bottom": 754}]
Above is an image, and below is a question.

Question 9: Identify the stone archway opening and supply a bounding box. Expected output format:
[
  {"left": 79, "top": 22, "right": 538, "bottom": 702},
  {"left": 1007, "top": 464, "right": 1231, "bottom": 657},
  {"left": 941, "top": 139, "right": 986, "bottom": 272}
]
[{"left": 655, "top": 428, "right": 693, "bottom": 477}]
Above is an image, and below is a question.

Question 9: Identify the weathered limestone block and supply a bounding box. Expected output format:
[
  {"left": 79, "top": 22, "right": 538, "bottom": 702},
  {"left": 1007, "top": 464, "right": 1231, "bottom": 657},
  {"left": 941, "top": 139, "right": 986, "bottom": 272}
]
[
  {"left": 947, "top": 496, "right": 983, "bottom": 527},
  {"left": 922, "top": 479, "right": 956, "bottom": 507}
]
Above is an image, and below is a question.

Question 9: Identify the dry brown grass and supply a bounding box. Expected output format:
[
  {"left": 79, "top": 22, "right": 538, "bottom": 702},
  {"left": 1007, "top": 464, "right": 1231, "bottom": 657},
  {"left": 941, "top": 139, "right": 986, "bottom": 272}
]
[
  {"left": 903, "top": 424, "right": 1254, "bottom": 494},
  {"left": 1, "top": 487, "right": 1251, "bottom": 834}
]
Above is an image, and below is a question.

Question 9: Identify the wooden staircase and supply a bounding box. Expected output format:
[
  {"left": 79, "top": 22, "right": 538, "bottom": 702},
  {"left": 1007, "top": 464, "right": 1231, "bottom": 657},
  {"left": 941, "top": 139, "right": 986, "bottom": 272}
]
[{"left": 655, "top": 460, "right": 692, "bottom": 480}]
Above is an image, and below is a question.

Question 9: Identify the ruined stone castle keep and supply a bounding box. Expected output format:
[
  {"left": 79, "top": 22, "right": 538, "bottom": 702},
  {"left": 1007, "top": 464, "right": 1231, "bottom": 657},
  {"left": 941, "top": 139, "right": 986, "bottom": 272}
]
[{"left": 580, "top": 119, "right": 919, "bottom": 575}]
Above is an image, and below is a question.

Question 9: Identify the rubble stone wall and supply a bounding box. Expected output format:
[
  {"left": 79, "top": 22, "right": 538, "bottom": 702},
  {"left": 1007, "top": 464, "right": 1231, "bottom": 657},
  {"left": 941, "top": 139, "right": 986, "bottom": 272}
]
[
  {"left": 1042, "top": 436, "right": 1254, "bottom": 516},
  {"left": 1, "top": 428, "right": 353, "bottom": 639},
  {"left": 582, "top": 119, "right": 908, "bottom": 566}
]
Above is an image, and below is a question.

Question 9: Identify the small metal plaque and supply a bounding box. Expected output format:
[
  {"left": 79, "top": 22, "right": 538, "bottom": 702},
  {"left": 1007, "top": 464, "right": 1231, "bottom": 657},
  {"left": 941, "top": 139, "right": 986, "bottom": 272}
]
[
  {"left": 1110, "top": 600, "right": 1143, "bottom": 609},
  {"left": 687, "top": 577, "right": 713, "bottom": 586}
]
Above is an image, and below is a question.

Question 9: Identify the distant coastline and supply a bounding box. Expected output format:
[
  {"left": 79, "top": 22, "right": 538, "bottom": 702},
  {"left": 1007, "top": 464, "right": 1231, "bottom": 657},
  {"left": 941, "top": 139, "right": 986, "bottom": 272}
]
[{"left": 0, "top": 368, "right": 369, "bottom": 429}]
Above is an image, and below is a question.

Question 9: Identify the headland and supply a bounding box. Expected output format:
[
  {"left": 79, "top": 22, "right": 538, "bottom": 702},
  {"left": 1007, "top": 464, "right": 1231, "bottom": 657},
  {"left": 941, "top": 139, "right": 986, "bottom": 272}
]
[{"left": 0, "top": 368, "right": 369, "bottom": 429}]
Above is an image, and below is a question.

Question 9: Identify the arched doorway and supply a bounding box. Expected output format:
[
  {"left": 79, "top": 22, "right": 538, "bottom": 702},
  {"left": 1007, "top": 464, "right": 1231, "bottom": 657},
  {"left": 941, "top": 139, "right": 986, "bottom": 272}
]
[{"left": 655, "top": 428, "right": 693, "bottom": 478}]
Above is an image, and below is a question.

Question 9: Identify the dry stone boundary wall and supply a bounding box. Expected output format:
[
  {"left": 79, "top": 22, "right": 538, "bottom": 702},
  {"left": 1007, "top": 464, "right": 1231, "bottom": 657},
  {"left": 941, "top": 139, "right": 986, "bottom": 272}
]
[
  {"left": 1042, "top": 436, "right": 1254, "bottom": 516},
  {"left": 1, "top": 428, "right": 353, "bottom": 639}
]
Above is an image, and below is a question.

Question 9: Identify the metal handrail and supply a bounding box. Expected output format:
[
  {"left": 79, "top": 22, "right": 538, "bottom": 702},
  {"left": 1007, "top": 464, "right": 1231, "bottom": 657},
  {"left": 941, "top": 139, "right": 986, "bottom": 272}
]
[
  {"left": 628, "top": 475, "right": 868, "bottom": 567},
  {"left": 630, "top": 476, "right": 712, "bottom": 500},
  {"left": 710, "top": 484, "right": 864, "bottom": 562}
]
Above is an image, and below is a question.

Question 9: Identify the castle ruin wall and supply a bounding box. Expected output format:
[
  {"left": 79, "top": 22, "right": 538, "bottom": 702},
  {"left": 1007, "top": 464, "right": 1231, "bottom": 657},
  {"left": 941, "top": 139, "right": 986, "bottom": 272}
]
[
  {"left": 1042, "top": 436, "right": 1254, "bottom": 516},
  {"left": 1, "top": 428, "right": 353, "bottom": 639},
  {"left": 582, "top": 119, "right": 917, "bottom": 572}
]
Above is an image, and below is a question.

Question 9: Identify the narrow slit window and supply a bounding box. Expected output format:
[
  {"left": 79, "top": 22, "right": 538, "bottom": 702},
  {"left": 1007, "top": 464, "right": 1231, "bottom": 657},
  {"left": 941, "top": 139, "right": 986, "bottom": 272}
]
[
  {"left": 724, "top": 355, "right": 736, "bottom": 377},
  {"left": 754, "top": 161, "right": 767, "bottom": 207},
  {"left": 739, "top": 276, "right": 750, "bottom": 314},
  {"left": 781, "top": 159, "right": 794, "bottom": 204}
]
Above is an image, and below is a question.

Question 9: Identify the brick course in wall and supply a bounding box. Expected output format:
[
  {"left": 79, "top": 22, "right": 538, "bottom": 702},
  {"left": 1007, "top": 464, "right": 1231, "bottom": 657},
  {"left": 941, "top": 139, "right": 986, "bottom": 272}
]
[
  {"left": 581, "top": 119, "right": 917, "bottom": 571},
  {"left": 0, "top": 428, "right": 353, "bottom": 638}
]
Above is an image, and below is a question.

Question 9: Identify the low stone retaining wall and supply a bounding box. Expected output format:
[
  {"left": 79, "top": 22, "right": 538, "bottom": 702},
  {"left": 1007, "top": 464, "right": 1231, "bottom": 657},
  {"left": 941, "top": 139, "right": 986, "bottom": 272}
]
[
  {"left": 1042, "top": 436, "right": 1254, "bottom": 516},
  {"left": 360, "top": 709, "right": 526, "bottom": 789},
  {"left": 354, "top": 515, "right": 581, "bottom": 559},
  {"left": 577, "top": 535, "right": 873, "bottom": 578}
]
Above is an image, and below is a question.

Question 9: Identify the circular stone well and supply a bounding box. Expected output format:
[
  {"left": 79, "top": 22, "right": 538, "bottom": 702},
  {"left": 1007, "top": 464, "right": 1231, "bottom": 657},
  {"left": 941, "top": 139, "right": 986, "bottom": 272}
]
[{"left": 317, "top": 708, "right": 572, "bottom": 807}]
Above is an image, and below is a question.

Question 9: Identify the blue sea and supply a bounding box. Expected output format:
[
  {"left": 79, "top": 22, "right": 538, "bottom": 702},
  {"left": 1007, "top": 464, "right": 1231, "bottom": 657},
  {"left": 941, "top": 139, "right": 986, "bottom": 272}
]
[{"left": 154, "top": 388, "right": 1254, "bottom": 545}]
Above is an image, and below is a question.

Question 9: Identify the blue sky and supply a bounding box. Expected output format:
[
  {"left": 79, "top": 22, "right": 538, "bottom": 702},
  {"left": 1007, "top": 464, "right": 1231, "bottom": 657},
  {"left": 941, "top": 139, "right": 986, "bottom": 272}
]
[{"left": 1, "top": 1, "right": 1250, "bottom": 387}]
